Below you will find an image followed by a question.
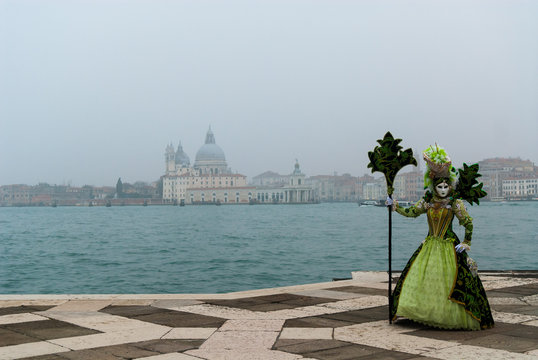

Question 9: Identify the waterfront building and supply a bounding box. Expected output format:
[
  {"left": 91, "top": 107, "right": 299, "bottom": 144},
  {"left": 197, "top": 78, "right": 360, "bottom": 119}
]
[
  {"left": 0, "top": 184, "right": 32, "bottom": 206},
  {"left": 478, "top": 157, "right": 536, "bottom": 200},
  {"left": 362, "top": 181, "right": 386, "bottom": 201},
  {"left": 502, "top": 178, "right": 538, "bottom": 199},
  {"left": 254, "top": 161, "right": 316, "bottom": 203},
  {"left": 251, "top": 171, "right": 289, "bottom": 186},
  {"left": 162, "top": 127, "right": 255, "bottom": 204},
  {"left": 309, "top": 173, "right": 358, "bottom": 202}
]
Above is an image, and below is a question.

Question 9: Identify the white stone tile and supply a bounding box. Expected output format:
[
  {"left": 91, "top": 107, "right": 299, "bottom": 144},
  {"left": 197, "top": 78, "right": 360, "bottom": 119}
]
[
  {"left": 180, "top": 304, "right": 259, "bottom": 320},
  {"left": 280, "top": 327, "right": 333, "bottom": 340},
  {"left": 522, "top": 294, "right": 538, "bottom": 306},
  {"left": 522, "top": 319, "right": 538, "bottom": 327},
  {"left": 39, "top": 310, "right": 167, "bottom": 333},
  {"left": 219, "top": 319, "right": 285, "bottom": 331},
  {"left": 334, "top": 320, "right": 455, "bottom": 355},
  {"left": 138, "top": 353, "right": 202, "bottom": 360},
  {"left": 488, "top": 297, "right": 527, "bottom": 306},
  {"left": 525, "top": 349, "right": 538, "bottom": 356},
  {"left": 48, "top": 300, "right": 112, "bottom": 312},
  {"left": 0, "top": 300, "right": 67, "bottom": 307},
  {"left": 479, "top": 275, "right": 513, "bottom": 281},
  {"left": 162, "top": 327, "right": 218, "bottom": 339},
  {"left": 0, "top": 312, "right": 48, "bottom": 325},
  {"left": 289, "top": 289, "right": 366, "bottom": 300},
  {"left": 186, "top": 349, "right": 301, "bottom": 360},
  {"left": 0, "top": 341, "right": 69, "bottom": 360},
  {"left": 491, "top": 310, "right": 537, "bottom": 324},
  {"left": 425, "top": 344, "right": 536, "bottom": 359},
  {"left": 49, "top": 325, "right": 169, "bottom": 350},
  {"left": 351, "top": 271, "right": 390, "bottom": 283},
  {"left": 482, "top": 278, "right": 538, "bottom": 291},
  {"left": 110, "top": 299, "right": 155, "bottom": 306},
  {"left": 200, "top": 330, "right": 279, "bottom": 350}
]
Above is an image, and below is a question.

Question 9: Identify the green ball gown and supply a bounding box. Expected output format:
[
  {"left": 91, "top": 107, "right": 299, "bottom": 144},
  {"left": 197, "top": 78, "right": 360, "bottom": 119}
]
[{"left": 391, "top": 196, "right": 494, "bottom": 330}]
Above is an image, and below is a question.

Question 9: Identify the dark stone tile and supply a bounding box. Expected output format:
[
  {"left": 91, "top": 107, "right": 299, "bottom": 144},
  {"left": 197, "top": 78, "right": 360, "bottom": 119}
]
[
  {"left": 280, "top": 296, "right": 337, "bottom": 307},
  {"left": 462, "top": 333, "right": 537, "bottom": 353},
  {"left": 276, "top": 339, "right": 353, "bottom": 355},
  {"left": 0, "top": 327, "right": 39, "bottom": 346},
  {"left": 284, "top": 316, "right": 354, "bottom": 328},
  {"left": 2, "top": 319, "right": 100, "bottom": 341},
  {"left": 251, "top": 294, "right": 307, "bottom": 303},
  {"left": 322, "top": 306, "right": 390, "bottom": 323},
  {"left": 205, "top": 293, "right": 336, "bottom": 311},
  {"left": 490, "top": 322, "right": 538, "bottom": 340},
  {"left": 57, "top": 349, "right": 122, "bottom": 360},
  {"left": 273, "top": 338, "right": 316, "bottom": 349},
  {"left": 497, "top": 285, "right": 538, "bottom": 296},
  {"left": 131, "top": 339, "right": 204, "bottom": 353},
  {"left": 486, "top": 290, "right": 524, "bottom": 298},
  {"left": 99, "top": 305, "right": 168, "bottom": 317},
  {"left": 0, "top": 305, "right": 54, "bottom": 316},
  {"left": 92, "top": 344, "right": 159, "bottom": 358},
  {"left": 359, "top": 350, "right": 418, "bottom": 359},
  {"left": 246, "top": 303, "right": 297, "bottom": 312},
  {"left": 330, "top": 286, "right": 387, "bottom": 296},
  {"left": 303, "top": 343, "right": 385, "bottom": 360},
  {"left": 133, "top": 311, "right": 226, "bottom": 328},
  {"left": 405, "top": 327, "right": 490, "bottom": 342}
]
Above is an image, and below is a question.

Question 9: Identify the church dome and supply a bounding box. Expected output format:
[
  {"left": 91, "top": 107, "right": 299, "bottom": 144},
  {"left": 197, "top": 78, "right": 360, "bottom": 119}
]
[
  {"left": 194, "top": 127, "right": 229, "bottom": 174},
  {"left": 195, "top": 127, "right": 226, "bottom": 162},
  {"left": 175, "top": 143, "right": 190, "bottom": 166},
  {"left": 195, "top": 143, "right": 226, "bottom": 162}
]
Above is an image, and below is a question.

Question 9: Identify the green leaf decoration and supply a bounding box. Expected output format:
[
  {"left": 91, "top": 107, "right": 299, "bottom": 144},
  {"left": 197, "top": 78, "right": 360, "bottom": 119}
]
[
  {"left": 454, "top": 163, "right": 487, "bottom": 205},
  {"left": 367, "top": 132, "right": 418, "bottom": 195}
]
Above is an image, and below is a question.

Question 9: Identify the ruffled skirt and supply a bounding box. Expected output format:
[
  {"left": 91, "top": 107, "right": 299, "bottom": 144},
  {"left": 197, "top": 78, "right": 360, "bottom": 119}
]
[{"left": 396, "top": 235, "right": 480, "bottom": 330}]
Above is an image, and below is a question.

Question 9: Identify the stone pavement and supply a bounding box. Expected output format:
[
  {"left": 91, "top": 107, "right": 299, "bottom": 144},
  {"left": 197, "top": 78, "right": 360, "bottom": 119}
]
[{"left": 0, "top": 271, "right": 537, "bottom": 360}]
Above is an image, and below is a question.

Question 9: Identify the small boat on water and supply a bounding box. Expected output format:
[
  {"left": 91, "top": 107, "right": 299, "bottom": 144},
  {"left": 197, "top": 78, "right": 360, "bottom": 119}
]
[
  {"left": 359, "top": 200, "right": 382, "bottom": 207},
  {"left": 359, "top": 200, "right": 415, "bottom": 207}
]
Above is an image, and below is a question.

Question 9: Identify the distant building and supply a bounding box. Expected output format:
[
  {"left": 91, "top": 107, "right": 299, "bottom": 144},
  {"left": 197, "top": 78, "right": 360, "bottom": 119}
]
[
  {"left": 309, "top": 173, "right": 358, "bottom": 202},
  {"left": 251, "top": 171, "right": 289, "bottom": 186},
  {"left": 255, "top": 161, "right": 316, "bottom": 203},
  {"left": 478, "top": 157, "right": 537, "bottom": 200},
  {"left": 162, "top": 127, "right": 255, "bottom": 204},
  {"left": 502, "top": 178, "right": 538, "bottom": 199}
]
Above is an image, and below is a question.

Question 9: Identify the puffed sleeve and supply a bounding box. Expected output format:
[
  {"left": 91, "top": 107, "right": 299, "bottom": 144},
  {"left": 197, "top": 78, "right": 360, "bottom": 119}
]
[
  {"left": 395, "top": 198, "right": 427, "bottom": 218},
  {"left": 453, "top": 199, "right": 473, "bottom": 246}
]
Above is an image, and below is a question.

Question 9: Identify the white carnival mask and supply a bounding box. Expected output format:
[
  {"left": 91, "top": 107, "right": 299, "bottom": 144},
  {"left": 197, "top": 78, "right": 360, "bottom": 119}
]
[{"left": 435, "top": 182, "right": 450, "bottom": 198}]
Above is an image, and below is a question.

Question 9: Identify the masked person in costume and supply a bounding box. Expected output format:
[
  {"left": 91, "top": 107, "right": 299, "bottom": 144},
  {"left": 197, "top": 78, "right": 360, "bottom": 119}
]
[{"left": 388, "top": 145, "right": 494, "bottom": 330}]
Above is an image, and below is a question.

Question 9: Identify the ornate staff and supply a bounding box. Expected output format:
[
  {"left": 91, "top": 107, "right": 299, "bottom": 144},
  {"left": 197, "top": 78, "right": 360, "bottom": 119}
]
[{"left": 367, "top": 132, "right": 417, "bottom": 323}]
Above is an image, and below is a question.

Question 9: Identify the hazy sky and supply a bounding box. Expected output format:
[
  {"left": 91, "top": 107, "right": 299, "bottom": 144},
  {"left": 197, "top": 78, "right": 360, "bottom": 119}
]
[{"left": 1, "top": 0, "right": 537, "bottom": 186}]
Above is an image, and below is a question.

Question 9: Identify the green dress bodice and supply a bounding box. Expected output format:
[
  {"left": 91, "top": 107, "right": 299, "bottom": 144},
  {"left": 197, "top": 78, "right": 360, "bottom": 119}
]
[{"left": 395, "top": 197, "right": 473, "bottom": 245}]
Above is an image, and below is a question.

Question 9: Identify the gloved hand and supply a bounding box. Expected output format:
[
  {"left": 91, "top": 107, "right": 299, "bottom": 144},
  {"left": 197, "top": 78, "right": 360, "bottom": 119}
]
[
  {"left": 455, "top": 243, "right": 470, "bottom": 253},
  {"left": 385, "top": 196, "right": 397, "bottom": 211}
]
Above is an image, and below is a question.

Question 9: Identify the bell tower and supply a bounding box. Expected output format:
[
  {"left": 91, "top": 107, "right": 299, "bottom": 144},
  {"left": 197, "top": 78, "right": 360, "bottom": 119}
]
[{"left": 165, "top": 143, "right": 176, "bottom": 175}]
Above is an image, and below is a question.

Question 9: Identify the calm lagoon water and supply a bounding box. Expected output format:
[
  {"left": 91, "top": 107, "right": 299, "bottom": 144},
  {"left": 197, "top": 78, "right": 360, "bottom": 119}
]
[{"left": 0, "top": 202, "right": 536, "bottom": 294}]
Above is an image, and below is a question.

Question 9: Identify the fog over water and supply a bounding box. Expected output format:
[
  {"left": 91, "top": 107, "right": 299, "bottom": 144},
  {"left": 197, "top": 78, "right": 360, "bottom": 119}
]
[{"left": 1, "top": 0, "right": 537, "bottom": 186}]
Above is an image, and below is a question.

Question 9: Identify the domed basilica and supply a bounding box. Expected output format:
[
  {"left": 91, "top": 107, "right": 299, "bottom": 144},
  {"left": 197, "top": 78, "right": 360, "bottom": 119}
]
[
  {"left": 162, "top": 127, "right": 315, "bottom": 205},
  {"left": 163, "top": 127, "right": 253, "bottom": 204}
]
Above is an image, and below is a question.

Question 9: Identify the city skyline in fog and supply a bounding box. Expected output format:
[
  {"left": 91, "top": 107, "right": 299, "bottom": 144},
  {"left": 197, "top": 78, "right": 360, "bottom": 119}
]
[{"left": 1, "top": 0, "right": 537, "bottom": 186}]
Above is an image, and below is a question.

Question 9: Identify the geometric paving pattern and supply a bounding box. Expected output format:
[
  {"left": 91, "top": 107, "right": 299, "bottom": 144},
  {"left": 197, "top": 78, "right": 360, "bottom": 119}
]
[{"left": 0, "top": 271, "right": 536, "bottom": 360}]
